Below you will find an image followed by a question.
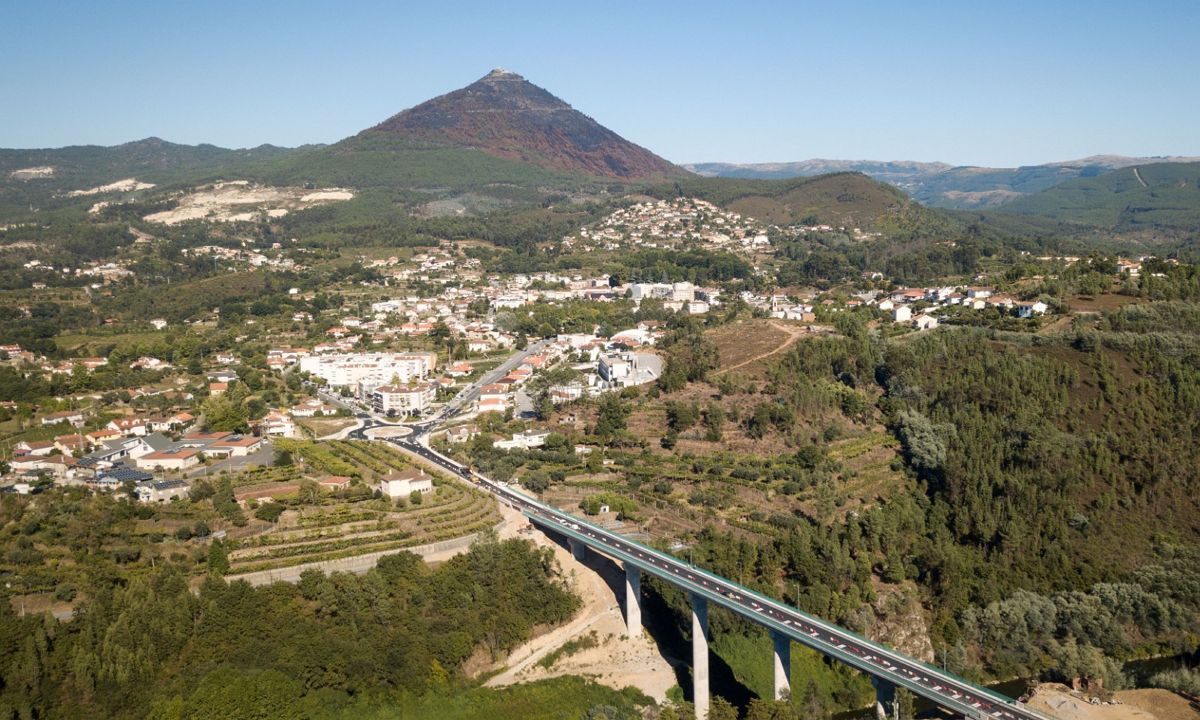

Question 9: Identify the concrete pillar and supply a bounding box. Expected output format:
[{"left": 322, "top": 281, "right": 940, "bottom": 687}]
[
  {"left": 690, "top": 592, "right": 710, "bottom": 720},
  {"left": 771, "top": 630, "right": 791, "bottom": 701},
  {"left": 872, "top": 676, "right": 896, "bottom": 720},
  {"left": 624, "top": 563, "right": 642, "bottom": 638},
  {"left": 568, "top": 538, "right": 586, "bottom": 562}
]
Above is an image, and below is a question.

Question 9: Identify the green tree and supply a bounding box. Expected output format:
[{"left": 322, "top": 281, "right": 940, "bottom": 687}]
[{"left": 207, "top": 539, "right": 229, "bottom": 576}]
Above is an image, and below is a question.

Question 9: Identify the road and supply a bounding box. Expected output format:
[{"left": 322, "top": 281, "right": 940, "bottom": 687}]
[
  {"left": 381, "top": 426, "right": 1048, "bottom": 720},
  {"left": 442, "top": 338, "right": 552, "bottom": 417},
  {"left": 340, "top": 339, "right": 1048, "bottom": 720}
]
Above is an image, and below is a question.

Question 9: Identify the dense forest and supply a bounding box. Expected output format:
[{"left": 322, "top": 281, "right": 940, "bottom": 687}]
[{"left": 0, "top": 536, "right": 654, "bottom": 720}]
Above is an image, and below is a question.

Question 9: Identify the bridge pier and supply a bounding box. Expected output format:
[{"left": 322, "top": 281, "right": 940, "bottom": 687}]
[
  {"left": 872, "top": 676, "right": 897, "bottom": 720},
  {"left": 624, "top": 563, "right": 642, "bottom": 637},
  {"left": 770, "top": 630, "right": 791, "bottom": 700},
  {"left": 690, "top": 592, "right": 710, "bottom": 720},
  {"left": 568, "top": 538, "right": 586, "bottom": 562}
]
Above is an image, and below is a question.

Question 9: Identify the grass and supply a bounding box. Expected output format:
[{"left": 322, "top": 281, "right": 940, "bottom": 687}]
[
  {"left": 536, "top": 630, "right": 600, "bottom": 669},
  {"left": 56, "top": 329, "right": 171, "bottom": 353},
  {"left": 328, "top": 676, "right": 653, "bottom": 720},
  {"left": 296, "top": 416, "right": 357, "bottom": 438},
  {"left": 709, "top": 628, "right": 873, "bottom": 714}
]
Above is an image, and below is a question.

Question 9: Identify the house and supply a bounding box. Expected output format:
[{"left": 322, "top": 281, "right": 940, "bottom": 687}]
[
  {"left": 444, "top": 425, "right": 478, "bottom": 444},
  {"left": 549, "top": 383, "right": 585, "bottom": 404},
  {"left": 206, "top": 435, "right": 264, "bottom": 458},
  {"left": 493, "top": 430, "right": 550, "bottom": 451},
  {"left": 379, "top": 468, "right": 433, "bottom": 498},
  {"left": 15, "top": 440, "right": 55, "bottom": 457},
  {"left": 87, "top": 428, "right": 122, "bottom": 445},
  {"left": 41, "top": 410, "right": 84, "bottom": 426},
  {"left": 319, "top": 475, "right": 352, "bottom": 491},
  {"left": 208, "top": 382, "right": 228, "bottom": 395},
  {"left": 476, "top": 396, "right": 508, "bottom": 414},
  {"left": 913, "top": 314, "right": 939, "bottom": 331},
  {"left": 94, "top": 464, "right": 154, "bottom": 491},
  {"left": 289, "top": 399, "right": 339, "bottom": 417},
  {"left": 892, "top": 305, "right": 913, "bottom": 323},
  {"left": 86, "top": 433, "right": 173, "bottom": 467},
  {"left": 1016, "top": 301, "right": 1049, "bottom": 318},
  {"left": 234, "top": 483, "right": 299, "bottom": 505},
  {"left": 135, "top": 447, "right": 202, "bottom": 471},
  {"left": 11, "top": 454, "right": 79, "bottom": 479},
  {"left": 54, "top": 434, "right": 89, "bottom": 455},
  {"left": 135, "top": 479, "right": 190, "bottom": 503},
  {"left": 259, "top": 411, "right": 296, "bottom": 438},
  {"left": 447, "top": 362, "right": 474, "bottom": 377},
  {"left": 182, "top": 431, "right": 234, "bottom": 444},
  {"left": 107, "top": 417, "right": 149, "bottom": 437}
]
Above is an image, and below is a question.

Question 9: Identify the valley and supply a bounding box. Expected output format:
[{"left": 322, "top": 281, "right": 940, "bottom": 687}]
[{"left": 1, "top": 30, "right": 1199, "bottom": 720}]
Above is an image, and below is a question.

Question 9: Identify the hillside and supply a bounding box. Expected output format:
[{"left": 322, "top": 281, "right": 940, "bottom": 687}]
[
  {"left": 997, "top": 161, "right": 1200, "bottom": 230},
  {"left": 0, "top": 138, "right": 297, "bottom": 218},
  {"left": 646, "top": 172, "right": 959, "bottom": 233},
  {"left": 687, "top": 155, "right": 1200, "bottom": 209},
  {"left": 362, "top": 69, "right": 683, "bottom": 180}
]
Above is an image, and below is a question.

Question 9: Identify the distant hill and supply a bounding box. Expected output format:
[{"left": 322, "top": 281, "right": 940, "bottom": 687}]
[
  {"left": 362, "top": 69, "right": 682, "bottom": 180},
  {"left": 647, "top": 172, "right": 958, "bottom": 234},
  {"left": 996, "top": 161, "right": 1200, "bottom": 231},
  {"left": 0, "top": 138, "right": 297, "bottom": 216},
  {"left": 685, "top": 155, "right": 1200, "bottom": 209}
]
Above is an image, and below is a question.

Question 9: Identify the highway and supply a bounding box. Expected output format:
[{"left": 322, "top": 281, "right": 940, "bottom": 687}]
[
  {"left": 386, "top": 433, "right": 1051, "bottom": 720},
  {"left": 341, "top": 340, "right": 1049, "bottom": 720}
]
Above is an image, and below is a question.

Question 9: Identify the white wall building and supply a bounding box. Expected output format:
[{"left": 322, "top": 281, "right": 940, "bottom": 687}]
[
  {"left": 370, "top": 383, "right": 436, "bottom": 416},
  {"left": 379, "top": 469, "right": 434, "bottom": 498},
  {"left": 299, "top": 352, "right": 436, "bottom": 390}
]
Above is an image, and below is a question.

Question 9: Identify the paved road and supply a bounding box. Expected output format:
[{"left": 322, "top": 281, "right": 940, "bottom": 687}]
[
  {"left": 443, "top": 339, "right": 552, "bottom": 417},
  {"left": 343, "top": 339, "right": 1048, "bottom": 719},
  {"left": 185, "top": 443, "right": 274, "bottom": 479},
  {"left": 386, "top": 434, "right": 1049, "bottom": 720}
]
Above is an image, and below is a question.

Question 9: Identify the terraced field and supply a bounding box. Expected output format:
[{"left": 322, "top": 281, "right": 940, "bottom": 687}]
[
  {"left": 229, "top": 481, "right": 499, "bottom": 573},
  {"left": 226, "top": 440, "right": 500, "bottom": 574}
]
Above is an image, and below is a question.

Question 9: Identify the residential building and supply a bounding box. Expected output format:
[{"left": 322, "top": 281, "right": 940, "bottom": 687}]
[
  {"left": 370, "top": 383, "right": 436, "bottom": 416},
  {"left": 379, "top": 469, "right": 433, "bottom": 498},
  {"left": 135, "top": 479, "right": 190, "bottom": 503}
]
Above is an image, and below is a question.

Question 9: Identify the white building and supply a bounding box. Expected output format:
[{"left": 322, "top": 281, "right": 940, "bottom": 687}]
[
  {"left": 370, "top": 383, "right": 436, "bottom": 416},
  {"left": 379, "top": 469, "right": 433, "bottom": 498},
  {"left": 1017, "top": 301, "right": 1049, "bottom": 318},
  {"left": 493, "top": 430, "right": 551, "bottom": 450},
  {"left": 913, "top": 314, "right": 939, "bottom": 331},
  {"left": 298, "top": 351, "right": 436, "bottom": 390},
  {"left": 892, "top": 305, "right": 913, "bottom": 323}
]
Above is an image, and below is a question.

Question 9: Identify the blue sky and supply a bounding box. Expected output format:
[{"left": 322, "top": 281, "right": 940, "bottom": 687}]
[{"left": 3, "top": 0, "right": 1198, "bottom": 166}]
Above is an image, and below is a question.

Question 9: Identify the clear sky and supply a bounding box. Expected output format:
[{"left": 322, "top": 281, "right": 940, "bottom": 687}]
[{"left": 3, "top": 0, "right": 1198, "bottom": 166}]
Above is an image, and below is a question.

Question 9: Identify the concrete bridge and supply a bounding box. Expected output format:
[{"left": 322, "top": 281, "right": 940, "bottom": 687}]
[{"left": 394, "top": 438, "right": 1054, "bottom": 720}]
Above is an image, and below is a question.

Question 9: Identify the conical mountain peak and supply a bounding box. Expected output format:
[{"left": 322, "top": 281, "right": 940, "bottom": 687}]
[{"left": 363, "top": 70, "right": 681, "bottom": 179}]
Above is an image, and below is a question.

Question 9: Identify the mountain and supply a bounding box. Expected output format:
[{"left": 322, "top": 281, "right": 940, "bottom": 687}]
[
  {"left": 647, "top": 172, "right": 958, "bottom": 234},
  {"left": 0, "top": 138, "right": 298, "bottom": 218},
  {"left": 687, "top": 159, "right": 952, "bottom": 186},
  {"left": 685, "top": 155, "right": 1200, "bottom": 209},
  {"left": 996, "top": 161, "right": 1200, "bottom": 231},
  {"left": 361, "top": 69, "right": 682, "bottom": 180}
]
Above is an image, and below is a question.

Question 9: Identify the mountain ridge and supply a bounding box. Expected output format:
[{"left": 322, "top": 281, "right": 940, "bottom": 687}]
[{"left": 686, "top": 155, "right": 1200, "bottom": 209}]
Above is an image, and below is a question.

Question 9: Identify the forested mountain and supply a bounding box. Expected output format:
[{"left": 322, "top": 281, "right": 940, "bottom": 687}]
[
  {"left": 997, "top": 161, "right": 1200, "bottom": 231},
  {"left": 648, "top": 172, "right": 959, "bottom": 233},
  {"left": 0, "top": 138, "right": 298, "bottom": 217},
  {"left": 687, "top": 155, "right": 1200, "bottom": 210}
]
